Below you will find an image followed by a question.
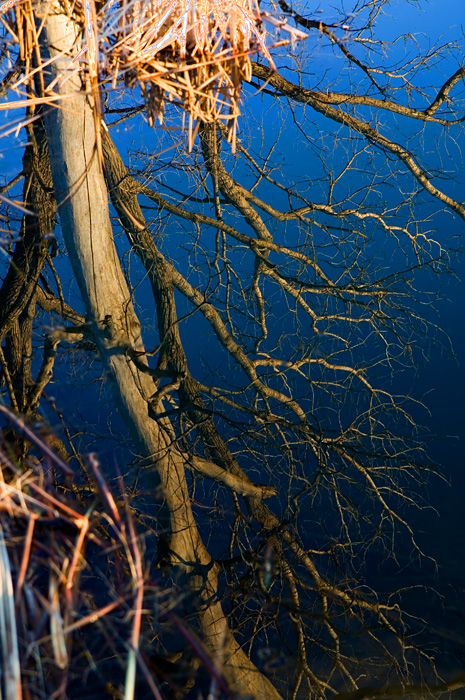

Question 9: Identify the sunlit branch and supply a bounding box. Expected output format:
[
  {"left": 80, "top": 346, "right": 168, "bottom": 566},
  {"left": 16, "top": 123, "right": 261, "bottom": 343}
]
[{"left": 251, "top": 63, "right": 465, "bottom": 222}]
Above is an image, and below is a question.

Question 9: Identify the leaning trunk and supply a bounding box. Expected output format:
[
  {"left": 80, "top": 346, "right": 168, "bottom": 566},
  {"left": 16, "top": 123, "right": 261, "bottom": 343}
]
[{"left": 37, "top": 5, "right": 282, "bottom": 698}]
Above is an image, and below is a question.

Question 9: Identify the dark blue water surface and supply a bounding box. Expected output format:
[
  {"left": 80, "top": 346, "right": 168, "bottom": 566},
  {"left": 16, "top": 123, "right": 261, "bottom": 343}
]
[{"left": 1, "top": 0, "right": 464, "bottom": 685}]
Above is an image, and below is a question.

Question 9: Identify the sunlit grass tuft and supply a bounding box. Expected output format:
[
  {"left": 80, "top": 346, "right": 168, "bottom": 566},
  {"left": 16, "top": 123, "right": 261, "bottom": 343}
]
[
  {"left": 0, "top": 404, "right": 234, "bottom": 699},
  {"left": 1, "top": 0, "right": 307, "bottom": 151}
]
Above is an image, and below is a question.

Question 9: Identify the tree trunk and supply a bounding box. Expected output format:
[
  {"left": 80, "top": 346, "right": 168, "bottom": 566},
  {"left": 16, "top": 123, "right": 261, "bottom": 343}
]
[{"left": 37, "top": 6, "right": 283, "bottom": 698}]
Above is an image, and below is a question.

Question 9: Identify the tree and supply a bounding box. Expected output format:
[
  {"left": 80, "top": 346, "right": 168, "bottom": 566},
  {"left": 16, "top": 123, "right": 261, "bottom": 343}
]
[{"left": 0, "top": 0, "right": 464, "bottom": 698}]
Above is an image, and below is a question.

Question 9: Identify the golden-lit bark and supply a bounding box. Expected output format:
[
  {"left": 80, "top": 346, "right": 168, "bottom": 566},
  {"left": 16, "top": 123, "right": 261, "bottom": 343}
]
[{"left": 37, "top": 6, "right": 284, "bottom": 698}]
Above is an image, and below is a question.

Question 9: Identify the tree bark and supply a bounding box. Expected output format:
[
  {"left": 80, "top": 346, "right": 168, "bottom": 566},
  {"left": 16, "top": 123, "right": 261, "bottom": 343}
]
[{"left": 37, "top": 7, "right": 283, "bottom": 698}]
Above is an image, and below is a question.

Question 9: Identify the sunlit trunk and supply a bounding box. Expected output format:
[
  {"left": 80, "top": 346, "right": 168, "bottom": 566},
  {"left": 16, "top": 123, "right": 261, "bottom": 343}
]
[{"left": 37, "top": 6, "right": 282, "bottom": 698}]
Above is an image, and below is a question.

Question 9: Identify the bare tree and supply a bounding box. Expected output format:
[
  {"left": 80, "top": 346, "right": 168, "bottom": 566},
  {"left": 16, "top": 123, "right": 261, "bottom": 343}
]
[{"left": 0, "top": 0, "right": 464, "bottom": 698}]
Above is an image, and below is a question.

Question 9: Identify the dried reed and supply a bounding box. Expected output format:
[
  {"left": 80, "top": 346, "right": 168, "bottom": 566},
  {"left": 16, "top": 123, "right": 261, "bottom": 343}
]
[
  {"left": 0, "top": 405, "right": 240, "bottom": 698},
  {"left": 1, "top": 0, "right": 307, "bottom": 151}
]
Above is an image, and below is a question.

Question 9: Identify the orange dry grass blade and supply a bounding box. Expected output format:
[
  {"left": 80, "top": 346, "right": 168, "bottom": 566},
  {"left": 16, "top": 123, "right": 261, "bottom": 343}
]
[
  {"left": 62, "top": 599, "right": 123, "bottom": 634},
  {"left": 86, "top": 0, "right": 104, "bottom": 167},
  {"left": 26, "top": 481, "right": 83, "bottom": 519},
  {"left": 0, "top": 476, "right": 57, "bottom": 517},
  {"left": 15, "top": 513, "right": 38, "bottom": 611},
  {"left": 65, "top": 515, "right": 89, "bottom": 600}
]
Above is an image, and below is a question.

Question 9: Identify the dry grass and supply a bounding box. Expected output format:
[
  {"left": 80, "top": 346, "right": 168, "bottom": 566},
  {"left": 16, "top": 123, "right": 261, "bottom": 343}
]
[
  {"left": 0, "top": 0, "right": 306, "bottom": 151},
  {"left": 0, "top": 404, "right": 226, "bottom": 700}
]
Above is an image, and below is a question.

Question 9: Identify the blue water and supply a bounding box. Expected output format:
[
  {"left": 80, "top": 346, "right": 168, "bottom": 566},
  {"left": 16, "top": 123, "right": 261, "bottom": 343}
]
[{"left": 1, "top": 0, "right": 464, "bottom": 684}]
